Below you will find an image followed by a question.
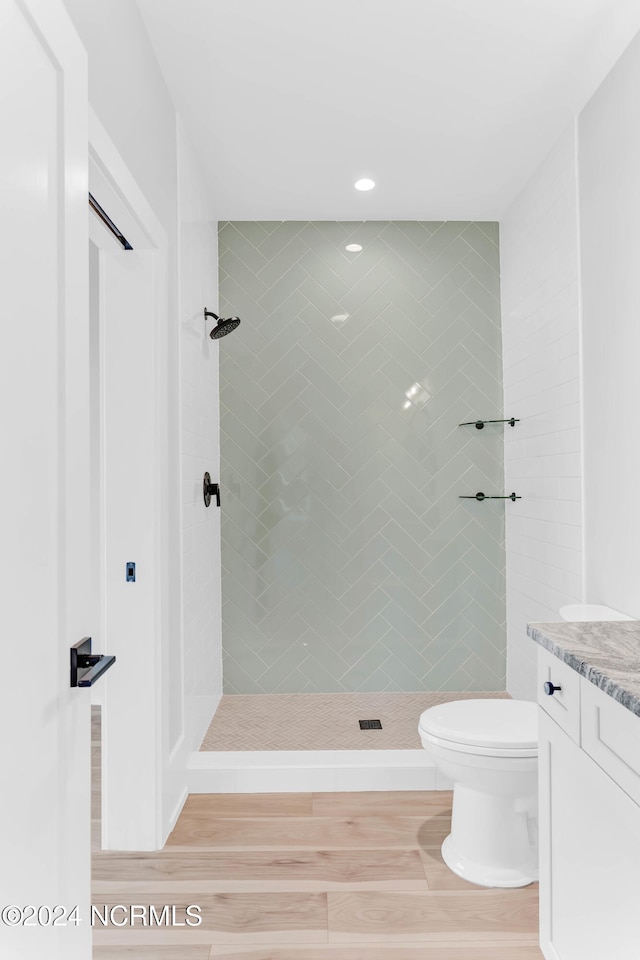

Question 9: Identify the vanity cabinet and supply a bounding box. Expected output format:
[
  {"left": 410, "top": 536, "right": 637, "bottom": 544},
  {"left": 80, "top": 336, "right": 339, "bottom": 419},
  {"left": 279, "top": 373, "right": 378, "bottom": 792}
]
[{"left": 537, "top": 647, "right": 640, "bottom": 959}]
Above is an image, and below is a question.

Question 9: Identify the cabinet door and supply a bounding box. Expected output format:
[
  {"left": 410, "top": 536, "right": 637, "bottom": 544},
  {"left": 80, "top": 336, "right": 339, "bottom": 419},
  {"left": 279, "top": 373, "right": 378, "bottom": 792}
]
[{"left": 539, "top": 709, "right": 640, "bottom": 959}]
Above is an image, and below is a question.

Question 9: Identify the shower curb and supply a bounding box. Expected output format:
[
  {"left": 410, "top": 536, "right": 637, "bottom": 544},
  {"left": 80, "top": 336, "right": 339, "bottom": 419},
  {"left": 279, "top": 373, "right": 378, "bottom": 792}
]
[{"left": 187, "top": 749, "right": 449, "bottom": 793}]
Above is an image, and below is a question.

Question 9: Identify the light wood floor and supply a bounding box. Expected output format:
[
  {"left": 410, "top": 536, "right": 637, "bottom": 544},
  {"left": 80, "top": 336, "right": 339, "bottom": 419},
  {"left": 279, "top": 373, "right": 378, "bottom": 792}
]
[{"left": 92, "top": 790, "right": 543, "bottom": 959}]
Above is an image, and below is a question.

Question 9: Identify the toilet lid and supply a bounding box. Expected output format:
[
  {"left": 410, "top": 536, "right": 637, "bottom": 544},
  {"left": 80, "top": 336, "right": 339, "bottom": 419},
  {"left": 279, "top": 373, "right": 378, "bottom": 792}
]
[{"left": 418, "top": 699, "right": 537, "bottom": 750}]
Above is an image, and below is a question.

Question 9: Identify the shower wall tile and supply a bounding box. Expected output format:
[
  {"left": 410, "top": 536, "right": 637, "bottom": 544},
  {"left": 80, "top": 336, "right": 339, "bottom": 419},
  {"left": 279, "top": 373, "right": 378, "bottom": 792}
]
[
  {"left": 178, "top": 124, "right": 223, "bottom": 748},
  {"left": 219, "top": 221, "right": 505, "bottom": 693},
  {"left": 501, "top": 126, "right": 584, "bottom": 701}
]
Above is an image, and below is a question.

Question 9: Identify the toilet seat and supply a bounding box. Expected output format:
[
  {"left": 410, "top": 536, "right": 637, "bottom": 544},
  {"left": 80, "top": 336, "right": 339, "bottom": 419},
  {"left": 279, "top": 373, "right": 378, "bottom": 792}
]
[
  {"left": 421, "top": 732, "right": 537, "bottom": 758},
  {"left": 419, "top": 699, "right": 538, "bottom": 756}
]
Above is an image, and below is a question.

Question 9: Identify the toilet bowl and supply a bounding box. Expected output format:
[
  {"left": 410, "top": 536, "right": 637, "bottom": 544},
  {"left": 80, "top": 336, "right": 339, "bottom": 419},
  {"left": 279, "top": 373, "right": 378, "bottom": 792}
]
[{"left": 419, "top": 699, "right": 538, "bottom": 888}]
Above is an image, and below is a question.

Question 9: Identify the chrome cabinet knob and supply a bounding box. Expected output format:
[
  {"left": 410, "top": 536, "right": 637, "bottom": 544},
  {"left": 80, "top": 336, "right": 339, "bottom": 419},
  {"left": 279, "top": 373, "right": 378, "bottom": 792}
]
[{"left": 543, "top": 681, "right": 562, "bottom": 696}]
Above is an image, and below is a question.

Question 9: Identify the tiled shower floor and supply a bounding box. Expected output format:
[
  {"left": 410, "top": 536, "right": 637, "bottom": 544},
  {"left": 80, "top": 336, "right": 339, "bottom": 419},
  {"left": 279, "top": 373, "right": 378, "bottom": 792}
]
[{"left": 199, "top": 691, "right": 510, "bottom": 752}]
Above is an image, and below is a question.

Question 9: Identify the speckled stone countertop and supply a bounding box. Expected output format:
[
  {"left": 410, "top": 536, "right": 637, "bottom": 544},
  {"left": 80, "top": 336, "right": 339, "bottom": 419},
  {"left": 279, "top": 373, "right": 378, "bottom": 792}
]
[{"left": 527, "top": 620, "right": 640, "bottom": 718}]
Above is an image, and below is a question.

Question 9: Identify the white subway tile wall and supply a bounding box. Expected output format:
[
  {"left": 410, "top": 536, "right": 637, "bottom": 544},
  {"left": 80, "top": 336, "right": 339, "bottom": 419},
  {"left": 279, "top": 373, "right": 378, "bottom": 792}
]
[
  {"left": 501, "top": 126, "right": 584, "bottom": 701},
  {"left": 178, "top": 129, "right": 223, "bottom": 748},
  {"left": 580, "top": 30, "right": 640, "bottom": 618}
]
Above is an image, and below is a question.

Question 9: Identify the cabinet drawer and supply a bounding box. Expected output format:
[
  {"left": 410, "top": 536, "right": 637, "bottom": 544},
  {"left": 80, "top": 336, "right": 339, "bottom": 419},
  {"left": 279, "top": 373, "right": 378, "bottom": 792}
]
[
  {"left": 537, "top": 646, "right": 581, "bottom": 743},
  {"left": 581, "top": 677, "right": 640, "bottom": 806}
]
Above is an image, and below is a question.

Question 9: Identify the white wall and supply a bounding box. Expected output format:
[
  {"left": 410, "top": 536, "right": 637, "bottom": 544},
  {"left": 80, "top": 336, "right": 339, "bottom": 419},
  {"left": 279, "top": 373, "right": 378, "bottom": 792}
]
[
  {"left": 62, "top": 0, "right": 177, "bottom": 236},
  {"left": 62, "top": 0, "right": 222, "bottom": 841},
  {"left": 177, "top": 120, "right": 223, "bottom": 751},
  {"left": 501, "top": 126, "right": 584, "bottom": 700},
  {"left": 580, "top": 31, "right": 640, "bottom": 619}
]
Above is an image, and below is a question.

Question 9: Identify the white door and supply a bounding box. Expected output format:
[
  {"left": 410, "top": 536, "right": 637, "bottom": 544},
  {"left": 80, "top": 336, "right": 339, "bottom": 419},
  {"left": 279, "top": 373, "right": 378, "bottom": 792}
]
[{"left": 0, "top": 1, "right": 92, "bottom": 957}]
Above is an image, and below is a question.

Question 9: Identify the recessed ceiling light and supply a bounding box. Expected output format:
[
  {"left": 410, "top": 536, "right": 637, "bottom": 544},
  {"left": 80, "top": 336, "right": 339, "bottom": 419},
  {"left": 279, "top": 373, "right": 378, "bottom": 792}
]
[
  {"left": 345, "top": 243, "right": 363, "bottom": 252},
  {"left": 354, "top": 178, "right": 375, "bottom": 191}
]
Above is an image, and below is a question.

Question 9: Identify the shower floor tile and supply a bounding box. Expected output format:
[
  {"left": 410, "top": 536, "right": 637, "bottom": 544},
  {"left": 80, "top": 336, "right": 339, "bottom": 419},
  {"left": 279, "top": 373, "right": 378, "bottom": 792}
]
[{"left": 199, "top": 691, "right": 509, "bottom": 752}]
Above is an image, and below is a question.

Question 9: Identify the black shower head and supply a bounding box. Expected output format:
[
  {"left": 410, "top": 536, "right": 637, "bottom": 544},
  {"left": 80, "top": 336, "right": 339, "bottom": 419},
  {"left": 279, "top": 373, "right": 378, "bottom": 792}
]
[
  {"left": 210, "top": 316, "right": 240, "bottom": 339},
  {"left": 204, "top": 308, "right": 241, "bottom": 340}
]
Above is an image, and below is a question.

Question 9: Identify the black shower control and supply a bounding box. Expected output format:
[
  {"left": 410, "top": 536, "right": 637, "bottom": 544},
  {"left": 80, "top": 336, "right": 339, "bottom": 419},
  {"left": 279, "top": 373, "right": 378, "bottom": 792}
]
[
  {"left": 203, "top": 472, "right": 221, "bottom": 508},
  {"left": 543, "top": 681, "right": 562, "bottom": 696},
  {"left": 126, "top": 562, "right": 136, "bottom": 582}
]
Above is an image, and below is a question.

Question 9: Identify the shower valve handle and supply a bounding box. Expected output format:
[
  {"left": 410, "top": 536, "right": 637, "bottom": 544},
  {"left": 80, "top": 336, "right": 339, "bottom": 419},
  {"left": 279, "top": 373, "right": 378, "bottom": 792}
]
[{"left": 203, "top": 472, "right": 221, "bottom": 508}]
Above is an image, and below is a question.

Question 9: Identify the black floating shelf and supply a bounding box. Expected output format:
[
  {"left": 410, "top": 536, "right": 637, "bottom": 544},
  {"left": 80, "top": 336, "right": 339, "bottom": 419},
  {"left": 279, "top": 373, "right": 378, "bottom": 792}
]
[
  {"left": 459, "top": 418, "right": 519, "bottom": 429},
  {"left": 459, "top": 492, "right": 521, "bottom": 501}
]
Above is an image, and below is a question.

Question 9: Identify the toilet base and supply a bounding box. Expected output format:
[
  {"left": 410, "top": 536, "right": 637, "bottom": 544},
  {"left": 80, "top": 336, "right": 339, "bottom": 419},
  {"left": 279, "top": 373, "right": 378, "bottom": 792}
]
[
  {"left": 442, "top": 783, "right": 538, "bottom": 888},
  {"left": 441, "top": 834, "right": 536, "bottom": 887}
]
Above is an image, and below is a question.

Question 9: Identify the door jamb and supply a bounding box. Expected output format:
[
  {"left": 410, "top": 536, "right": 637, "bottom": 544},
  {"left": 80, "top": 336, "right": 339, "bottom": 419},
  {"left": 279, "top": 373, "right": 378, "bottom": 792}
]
[{"left": 88, "top": 108, "right": 173, "bottom": 850}]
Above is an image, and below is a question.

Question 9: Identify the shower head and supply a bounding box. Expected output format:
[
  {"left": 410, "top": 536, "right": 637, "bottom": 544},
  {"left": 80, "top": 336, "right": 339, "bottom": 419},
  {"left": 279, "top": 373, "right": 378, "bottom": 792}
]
[{"left": 204, "top": 308, "right": 241, "bottom": 340}]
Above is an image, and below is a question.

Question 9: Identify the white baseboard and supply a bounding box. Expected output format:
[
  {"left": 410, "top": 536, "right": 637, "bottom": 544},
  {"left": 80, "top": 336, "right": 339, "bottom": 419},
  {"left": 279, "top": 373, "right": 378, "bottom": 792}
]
[
  {"left": 187, "top": 749, "right": 452, "bottom": 793},
  {"left": 185, "top": 691, "right": 222, "bottom": 753},
  {"left": 167, "top": 784, "right": 189, "bottom": 833}
]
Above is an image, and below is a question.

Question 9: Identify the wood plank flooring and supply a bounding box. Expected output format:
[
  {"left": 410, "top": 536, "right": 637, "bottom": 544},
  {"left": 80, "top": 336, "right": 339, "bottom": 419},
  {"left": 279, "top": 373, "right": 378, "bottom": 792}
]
[{"left": 92, "top": 791, "right": 543, "bottom": 958}]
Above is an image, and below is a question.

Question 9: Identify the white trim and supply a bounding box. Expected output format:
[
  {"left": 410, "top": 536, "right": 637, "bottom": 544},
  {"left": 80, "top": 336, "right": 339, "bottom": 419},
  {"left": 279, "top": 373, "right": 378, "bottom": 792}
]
[
  {"left": 573, "top": 115, "right": 587, "bottom": 606},
  {"left": 187, "top": 749, "right": 445, "bottom": 793},
  {"left": 88, "top": 110, "right": 176, "bottom": 849},
  {"left": 167, "top": 785, "right": 189, "bottom": 835},
  {"left": 89, "top": 109, "right": 165, "bottom": 249},
  {"left": 168, "top": 731, "right": 186, "bottom": 767},
  {"left": 186, "top": 691, "right": 223, "bottom": 755},
  {"left": 172, "top": 113, "right": 187, "bottom": 759}
]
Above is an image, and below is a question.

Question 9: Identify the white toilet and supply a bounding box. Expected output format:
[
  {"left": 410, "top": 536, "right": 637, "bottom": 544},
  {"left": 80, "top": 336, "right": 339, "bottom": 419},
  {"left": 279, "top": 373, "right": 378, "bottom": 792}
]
[
  {"left": 419, "top": 698, "right": 538, "bottom": 887},
  {"left": 419, "top": 602, "right": 634, "bottom": 888}
]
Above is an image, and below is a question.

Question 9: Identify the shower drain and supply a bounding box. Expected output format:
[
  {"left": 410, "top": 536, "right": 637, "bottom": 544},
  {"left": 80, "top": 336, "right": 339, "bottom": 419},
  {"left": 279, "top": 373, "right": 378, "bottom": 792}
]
[{"left": 359, "top": 719, "right": 382, "bottom": 730}]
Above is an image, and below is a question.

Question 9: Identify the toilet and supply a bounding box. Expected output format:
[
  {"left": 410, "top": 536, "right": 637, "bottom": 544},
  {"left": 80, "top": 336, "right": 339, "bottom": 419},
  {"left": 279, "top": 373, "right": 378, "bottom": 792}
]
[
  {"left": 419, "top": 698, "right": 538, "bottom": 887},
  {"left": 419, "top": 602, "right": 634, "bottom": 888}
]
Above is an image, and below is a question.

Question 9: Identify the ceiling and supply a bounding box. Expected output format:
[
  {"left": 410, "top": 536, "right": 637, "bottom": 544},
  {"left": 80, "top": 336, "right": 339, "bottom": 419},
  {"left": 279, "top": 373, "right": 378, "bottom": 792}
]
[{"left": 136, "top": 0, "right": 640, "bottom": 221}]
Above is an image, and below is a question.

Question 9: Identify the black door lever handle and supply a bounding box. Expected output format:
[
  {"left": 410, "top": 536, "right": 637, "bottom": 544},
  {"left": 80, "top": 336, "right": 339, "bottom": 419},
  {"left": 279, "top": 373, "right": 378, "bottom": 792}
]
[{"left": 70, "top": 637, "right": 116, "bottom": 688}]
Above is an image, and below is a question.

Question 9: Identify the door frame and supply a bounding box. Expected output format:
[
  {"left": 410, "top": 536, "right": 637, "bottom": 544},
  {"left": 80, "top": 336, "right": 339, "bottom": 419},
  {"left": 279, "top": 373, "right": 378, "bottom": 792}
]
[{"left": 88, "top": 108, "right": 183, "bottom": 850}]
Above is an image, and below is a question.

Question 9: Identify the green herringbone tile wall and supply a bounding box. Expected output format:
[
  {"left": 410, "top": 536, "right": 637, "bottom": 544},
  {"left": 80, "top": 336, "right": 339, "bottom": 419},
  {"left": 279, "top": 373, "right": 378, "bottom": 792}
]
[{"left": 218, "top": 221, "right": 505, "bottom": 693}]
